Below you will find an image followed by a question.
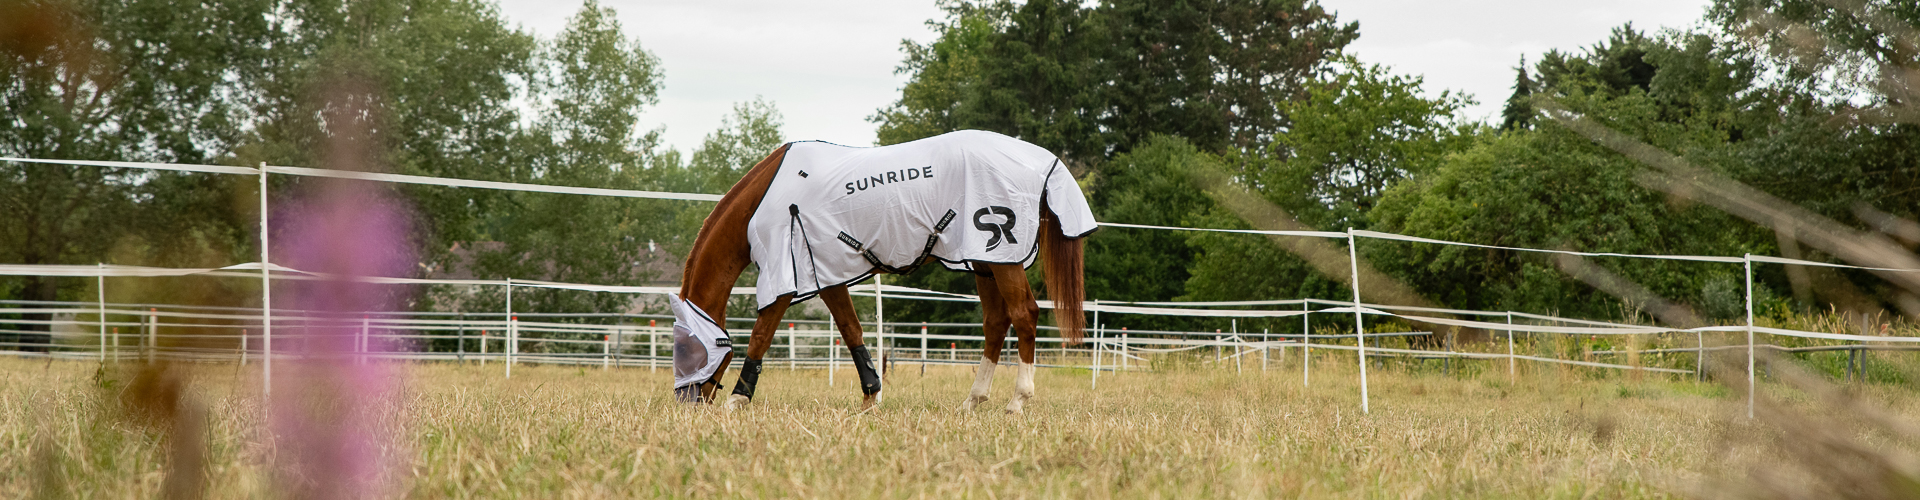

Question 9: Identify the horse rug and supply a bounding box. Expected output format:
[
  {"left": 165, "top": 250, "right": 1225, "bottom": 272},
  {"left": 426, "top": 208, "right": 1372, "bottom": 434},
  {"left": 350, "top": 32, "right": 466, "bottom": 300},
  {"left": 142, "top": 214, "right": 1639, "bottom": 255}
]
[{"left": 746, "top": 130, "right": 1098, "bottom": 310}]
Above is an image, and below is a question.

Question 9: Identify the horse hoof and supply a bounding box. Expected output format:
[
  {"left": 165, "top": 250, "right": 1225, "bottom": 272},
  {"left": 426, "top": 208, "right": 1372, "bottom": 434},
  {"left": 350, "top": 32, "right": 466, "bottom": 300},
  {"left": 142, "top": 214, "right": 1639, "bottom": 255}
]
[
  {"left": 722, "top": 394, "right": 750, "bottom": 411},
  {"left": 1004, "top": 399, "right": 1027, "bottom": 415},
  {"left": 860, "top": 393, "right": 879, "bottom": 411},
  {"left": 958, "top": 395, "right": 987, "bottom": 412}
]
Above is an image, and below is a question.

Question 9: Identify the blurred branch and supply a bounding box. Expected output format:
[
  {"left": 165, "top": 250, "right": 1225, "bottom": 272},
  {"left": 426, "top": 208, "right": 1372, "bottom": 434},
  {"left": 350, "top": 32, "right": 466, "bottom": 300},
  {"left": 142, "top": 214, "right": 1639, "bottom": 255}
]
[
  {"left": 1738, "top": 3, "right": 1920, "bottom": 124},
  {"left": 1853, "top": 202, "right": 1920, "bottom": 248},
  {"left": 1551, "top": 253, "right": 1706, "bottom": 328},
  {"left": 1693, "top": 348, "right": 1920, "bottom": 500},
  {"left": 1818, "top": 0, "right": 1920, "bottom": 63},
  {"left": 1188, "top": 161, "right": 1472, "bottom": 341},
  {"left": 1537, "top": 98, "right": 1920, "bottom": 315}
]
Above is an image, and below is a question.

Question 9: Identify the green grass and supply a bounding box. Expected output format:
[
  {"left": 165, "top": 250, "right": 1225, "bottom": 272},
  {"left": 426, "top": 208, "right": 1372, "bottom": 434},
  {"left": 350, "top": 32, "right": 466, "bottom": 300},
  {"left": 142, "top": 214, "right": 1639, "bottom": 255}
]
[{"left": 3, "top": 352, "right": 1917, "bottom": 498}]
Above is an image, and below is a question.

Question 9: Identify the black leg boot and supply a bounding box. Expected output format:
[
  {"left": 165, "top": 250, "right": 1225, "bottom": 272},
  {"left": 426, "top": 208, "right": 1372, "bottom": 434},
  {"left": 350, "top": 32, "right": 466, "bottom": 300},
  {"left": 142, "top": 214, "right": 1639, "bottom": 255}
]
[
  {"left": 730, "top": 358, "right": 763, "bottom": 402},
  {"left": 847, "top": 344, "right": 882, "bottom": 396}
]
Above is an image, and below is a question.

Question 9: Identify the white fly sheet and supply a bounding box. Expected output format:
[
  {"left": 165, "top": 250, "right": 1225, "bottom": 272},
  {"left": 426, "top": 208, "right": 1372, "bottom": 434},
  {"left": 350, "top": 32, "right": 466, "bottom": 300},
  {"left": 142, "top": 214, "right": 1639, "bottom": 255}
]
[{"left": 746, "top": 130, "right": 1097, "bottom": 310}]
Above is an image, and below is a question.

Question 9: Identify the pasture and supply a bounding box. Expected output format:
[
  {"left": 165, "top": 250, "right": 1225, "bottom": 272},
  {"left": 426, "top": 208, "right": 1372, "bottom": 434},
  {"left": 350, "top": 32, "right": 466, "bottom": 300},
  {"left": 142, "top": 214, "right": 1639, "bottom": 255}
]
[{"left": 7, "top": 352, "right": 1917, "bottom": 498}]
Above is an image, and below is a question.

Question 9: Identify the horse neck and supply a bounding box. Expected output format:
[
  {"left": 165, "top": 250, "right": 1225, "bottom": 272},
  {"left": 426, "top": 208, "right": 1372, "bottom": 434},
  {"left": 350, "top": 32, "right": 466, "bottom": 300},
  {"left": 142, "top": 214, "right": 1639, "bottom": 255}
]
[
  {"left": 679, "top": 144, "right": 790, "bottom": 319},
  {"left": 680, "top": 210, "right": 750, "bottom": 320}
]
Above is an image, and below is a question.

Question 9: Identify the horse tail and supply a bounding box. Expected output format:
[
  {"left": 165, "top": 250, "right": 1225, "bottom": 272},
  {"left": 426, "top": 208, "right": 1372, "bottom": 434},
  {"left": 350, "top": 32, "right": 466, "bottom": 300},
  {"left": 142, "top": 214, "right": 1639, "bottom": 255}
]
[{"left": 1040, "top": 198, "right": 1086, "bottom": 344}]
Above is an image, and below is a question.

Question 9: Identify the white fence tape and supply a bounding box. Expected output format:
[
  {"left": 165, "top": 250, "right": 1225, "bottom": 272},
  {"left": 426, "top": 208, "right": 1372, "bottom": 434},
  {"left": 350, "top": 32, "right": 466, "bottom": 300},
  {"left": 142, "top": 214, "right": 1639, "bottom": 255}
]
[
  {"left": 5, "top": 156, "right": 1919, "bottom": 351},
  {"left": 1100, "top": 222, "right": 1346, "bottom": 238},
  {"left": 262, "top": 165, "right": 723, "bottom": 202},
  {"left": 1352, "top": 229, "right": 1748, "bottom": 263},
  {"left": 1748, "top": 254, "right": 1920, "bottom": 273},
  {"left": 11, "top": 155, "right": 1919, "bottom": 272},
  {"left": 0, "top": 157, "right": 723, "bottom": 201}
]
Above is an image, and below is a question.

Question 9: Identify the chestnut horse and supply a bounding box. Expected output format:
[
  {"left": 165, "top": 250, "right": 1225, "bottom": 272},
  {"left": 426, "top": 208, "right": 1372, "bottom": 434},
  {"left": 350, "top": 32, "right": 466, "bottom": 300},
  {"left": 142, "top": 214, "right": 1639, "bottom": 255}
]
[{"left": 677, "top": 143, "right": 1087, "bottom": 414}]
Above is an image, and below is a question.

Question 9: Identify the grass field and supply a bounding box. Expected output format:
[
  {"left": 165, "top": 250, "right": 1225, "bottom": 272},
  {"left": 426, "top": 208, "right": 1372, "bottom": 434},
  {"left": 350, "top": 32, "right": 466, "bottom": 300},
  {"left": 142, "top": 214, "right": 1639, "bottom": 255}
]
[{"left": 4, "top": 352, "right": 1918, "bottom": 498}]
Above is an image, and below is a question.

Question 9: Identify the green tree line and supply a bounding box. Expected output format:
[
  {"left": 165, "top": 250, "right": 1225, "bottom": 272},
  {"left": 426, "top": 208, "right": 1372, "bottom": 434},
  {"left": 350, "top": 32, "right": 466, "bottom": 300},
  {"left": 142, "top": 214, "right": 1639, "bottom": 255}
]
[
  {"left": 4, "top": 0, "right": 1917, "bottom": 352},
  {"left": 875, "top": 0, "right": 1920, "bottom": 338},
  {"left": 0, "top": 0, "right": 783, "bottom": 350}
]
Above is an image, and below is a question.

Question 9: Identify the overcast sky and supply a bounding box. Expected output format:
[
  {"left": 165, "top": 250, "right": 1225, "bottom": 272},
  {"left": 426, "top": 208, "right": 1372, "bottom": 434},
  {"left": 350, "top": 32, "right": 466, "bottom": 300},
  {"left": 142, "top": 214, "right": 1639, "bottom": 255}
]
[{"left": 491, "top": 0, "right": 1714, "bottom": 153}]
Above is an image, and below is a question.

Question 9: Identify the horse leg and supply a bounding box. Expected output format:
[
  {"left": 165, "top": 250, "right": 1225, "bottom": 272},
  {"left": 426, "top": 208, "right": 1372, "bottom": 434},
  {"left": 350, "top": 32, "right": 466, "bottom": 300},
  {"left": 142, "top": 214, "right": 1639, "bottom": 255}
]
[
  {"left": 698, "top": 351, "right": 731, "bottom": 404},
  {"left": 962, "top": 272, "right": 1012, "bottom": 412},
  {"left": 819, "top": 285, "right": 882, "bottom": 410},
  {"left": 723, "top": 295, "right": 792, "bottom": 411},
  {"left": 986, "top": 263, "right": 1040, "bottom": 415}
]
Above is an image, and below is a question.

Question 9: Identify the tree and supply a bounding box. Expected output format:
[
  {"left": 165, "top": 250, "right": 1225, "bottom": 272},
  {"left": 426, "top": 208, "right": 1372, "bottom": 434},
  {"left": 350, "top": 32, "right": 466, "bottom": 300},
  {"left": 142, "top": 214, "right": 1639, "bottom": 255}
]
[
  {"left": 1533, "top": 25, "right": 1659, "bottom": 99},
  {"left": 1078, "top": 135, "right": 1220, "bottom": 330},
  {"left": 1181, "top": 58, "right": 1469, "bottom": 326},
  {"left": 241, "top": 0, "right": 539, "bottom": 276},
  {"left": 1501, "top": 57, "right": 1535, "bottom": 131},
  {"left": 1703, "top": 0, "right": 1920, "bottom": 313},
  {"left": 0, "top": 0, "right": 276, "bottom": 349},
  {"left": 464, "top": 0, "right": 671, "bottom": 318},
  {"left": 1099, "top": 0, "right": 1357, "bottom": 155},
  {"left": 876, "top": 0, "right": 1360, "bottom": 319},
  {"left": 1253, "top": 57, "right": 1472, "bottom": 230},
  {"left": 1709, "top": 0, "right": 1920, "bottom": 115},
  {"left": 683, "top": 98, "right": 785, "bottom": 195},
  {"left": 873, "top": 0, "right": 1107, "bottom": 164},
  {"left": 1366, "top": 27, "right": 1776, "bottom": 321},
  {"left": 875, "top": 0, "right": 1358, "bottom": 160}
]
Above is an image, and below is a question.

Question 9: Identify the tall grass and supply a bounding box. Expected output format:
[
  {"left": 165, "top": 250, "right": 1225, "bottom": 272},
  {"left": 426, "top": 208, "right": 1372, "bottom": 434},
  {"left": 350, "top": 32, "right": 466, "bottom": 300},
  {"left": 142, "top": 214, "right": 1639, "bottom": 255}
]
[{"left": 5, "top": 350, "right": 1915, "bottom": 498}]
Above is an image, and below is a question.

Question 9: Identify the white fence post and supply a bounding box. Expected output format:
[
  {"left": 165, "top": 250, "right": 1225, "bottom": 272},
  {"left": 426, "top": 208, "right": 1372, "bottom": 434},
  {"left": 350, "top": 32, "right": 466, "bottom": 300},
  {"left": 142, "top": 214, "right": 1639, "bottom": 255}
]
[
  {"left": 505, "top": 279, "right": 514, "bottom": 379},
  {"left": 1506, "top": 312, "right": 1516, "bottom": 380},
  {"left": 97, "top": 267, "right": 106, "bottom": 362},
  {"left": 148, "top": 309, "right": 157, "bottom": 365},
  {"left": 1745, "top": 254, "right": 1755, "bottom": 419},
  {"left": 1696, "top": 330, "right": 1705, "bottom": 382},
  {"left": 1302, "top": 301, "right": 1311, "bottom": 387},
  {"left": 1232, "top": 320, "right": 1241, "bottom": 374},
  {"left": 1347, "top": 228, "right": 1370, "bottom": 414},
  {"left": 259, "top": 164, "right": 273, "bottom": 399},
  {"left": 1092, "top": 323, "right": 1101, "bottom": 389}
]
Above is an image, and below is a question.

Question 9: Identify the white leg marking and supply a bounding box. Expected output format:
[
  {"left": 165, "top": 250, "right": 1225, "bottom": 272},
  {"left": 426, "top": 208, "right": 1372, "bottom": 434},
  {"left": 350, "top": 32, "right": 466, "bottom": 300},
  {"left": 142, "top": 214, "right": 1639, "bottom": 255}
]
[
  {"left": 722, "top": 393, "right": 750, "bottom": 411},
  {"left": 959, "top": 356, "right": 996, "bottom": 411},
  {"left": 1005, "top": 361, "right": 1036, "bottom": 415}
]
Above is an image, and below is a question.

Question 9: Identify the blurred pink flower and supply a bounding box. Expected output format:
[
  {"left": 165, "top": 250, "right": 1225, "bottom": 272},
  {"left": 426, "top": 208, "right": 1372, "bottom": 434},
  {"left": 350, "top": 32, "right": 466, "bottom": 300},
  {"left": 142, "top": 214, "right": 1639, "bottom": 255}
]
[{"left": 270, "top": 177, "right": 415, "bottom": 499}]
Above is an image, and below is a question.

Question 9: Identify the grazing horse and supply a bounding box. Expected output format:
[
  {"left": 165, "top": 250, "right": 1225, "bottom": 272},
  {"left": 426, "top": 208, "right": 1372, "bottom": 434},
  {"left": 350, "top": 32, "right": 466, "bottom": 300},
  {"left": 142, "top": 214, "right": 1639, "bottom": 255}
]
[{"left": 674, "top": 130, "right": 1095, "bottom": 414}]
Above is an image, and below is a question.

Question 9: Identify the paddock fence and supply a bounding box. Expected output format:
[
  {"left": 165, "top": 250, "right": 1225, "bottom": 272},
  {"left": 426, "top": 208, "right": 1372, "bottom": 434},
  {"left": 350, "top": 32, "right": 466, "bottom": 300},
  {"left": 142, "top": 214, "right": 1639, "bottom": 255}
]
[{"left": 3, "top": 155, "right": 1919, "bottom": 416}]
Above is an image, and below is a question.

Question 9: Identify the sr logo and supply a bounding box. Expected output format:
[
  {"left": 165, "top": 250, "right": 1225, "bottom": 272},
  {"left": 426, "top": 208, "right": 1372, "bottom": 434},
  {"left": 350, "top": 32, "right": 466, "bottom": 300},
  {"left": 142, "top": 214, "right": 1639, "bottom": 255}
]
[{"left": 971, "top": 206, "right": 1017, "bottom": 251}]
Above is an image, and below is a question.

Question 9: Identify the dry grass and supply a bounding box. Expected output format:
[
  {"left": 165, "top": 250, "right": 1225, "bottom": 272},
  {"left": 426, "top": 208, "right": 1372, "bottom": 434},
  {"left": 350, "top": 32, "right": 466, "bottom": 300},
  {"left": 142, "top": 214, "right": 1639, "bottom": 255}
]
[{"left": 3, "top": 353, "right": 1918, "bottom": 498}]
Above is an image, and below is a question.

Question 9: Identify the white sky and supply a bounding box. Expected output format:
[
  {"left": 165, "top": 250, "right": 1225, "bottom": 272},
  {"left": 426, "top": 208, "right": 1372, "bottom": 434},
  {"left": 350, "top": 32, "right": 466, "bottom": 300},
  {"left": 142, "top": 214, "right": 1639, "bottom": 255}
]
[{"left": 491, "top": 0, "right": 1713, "bottom": 153}]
